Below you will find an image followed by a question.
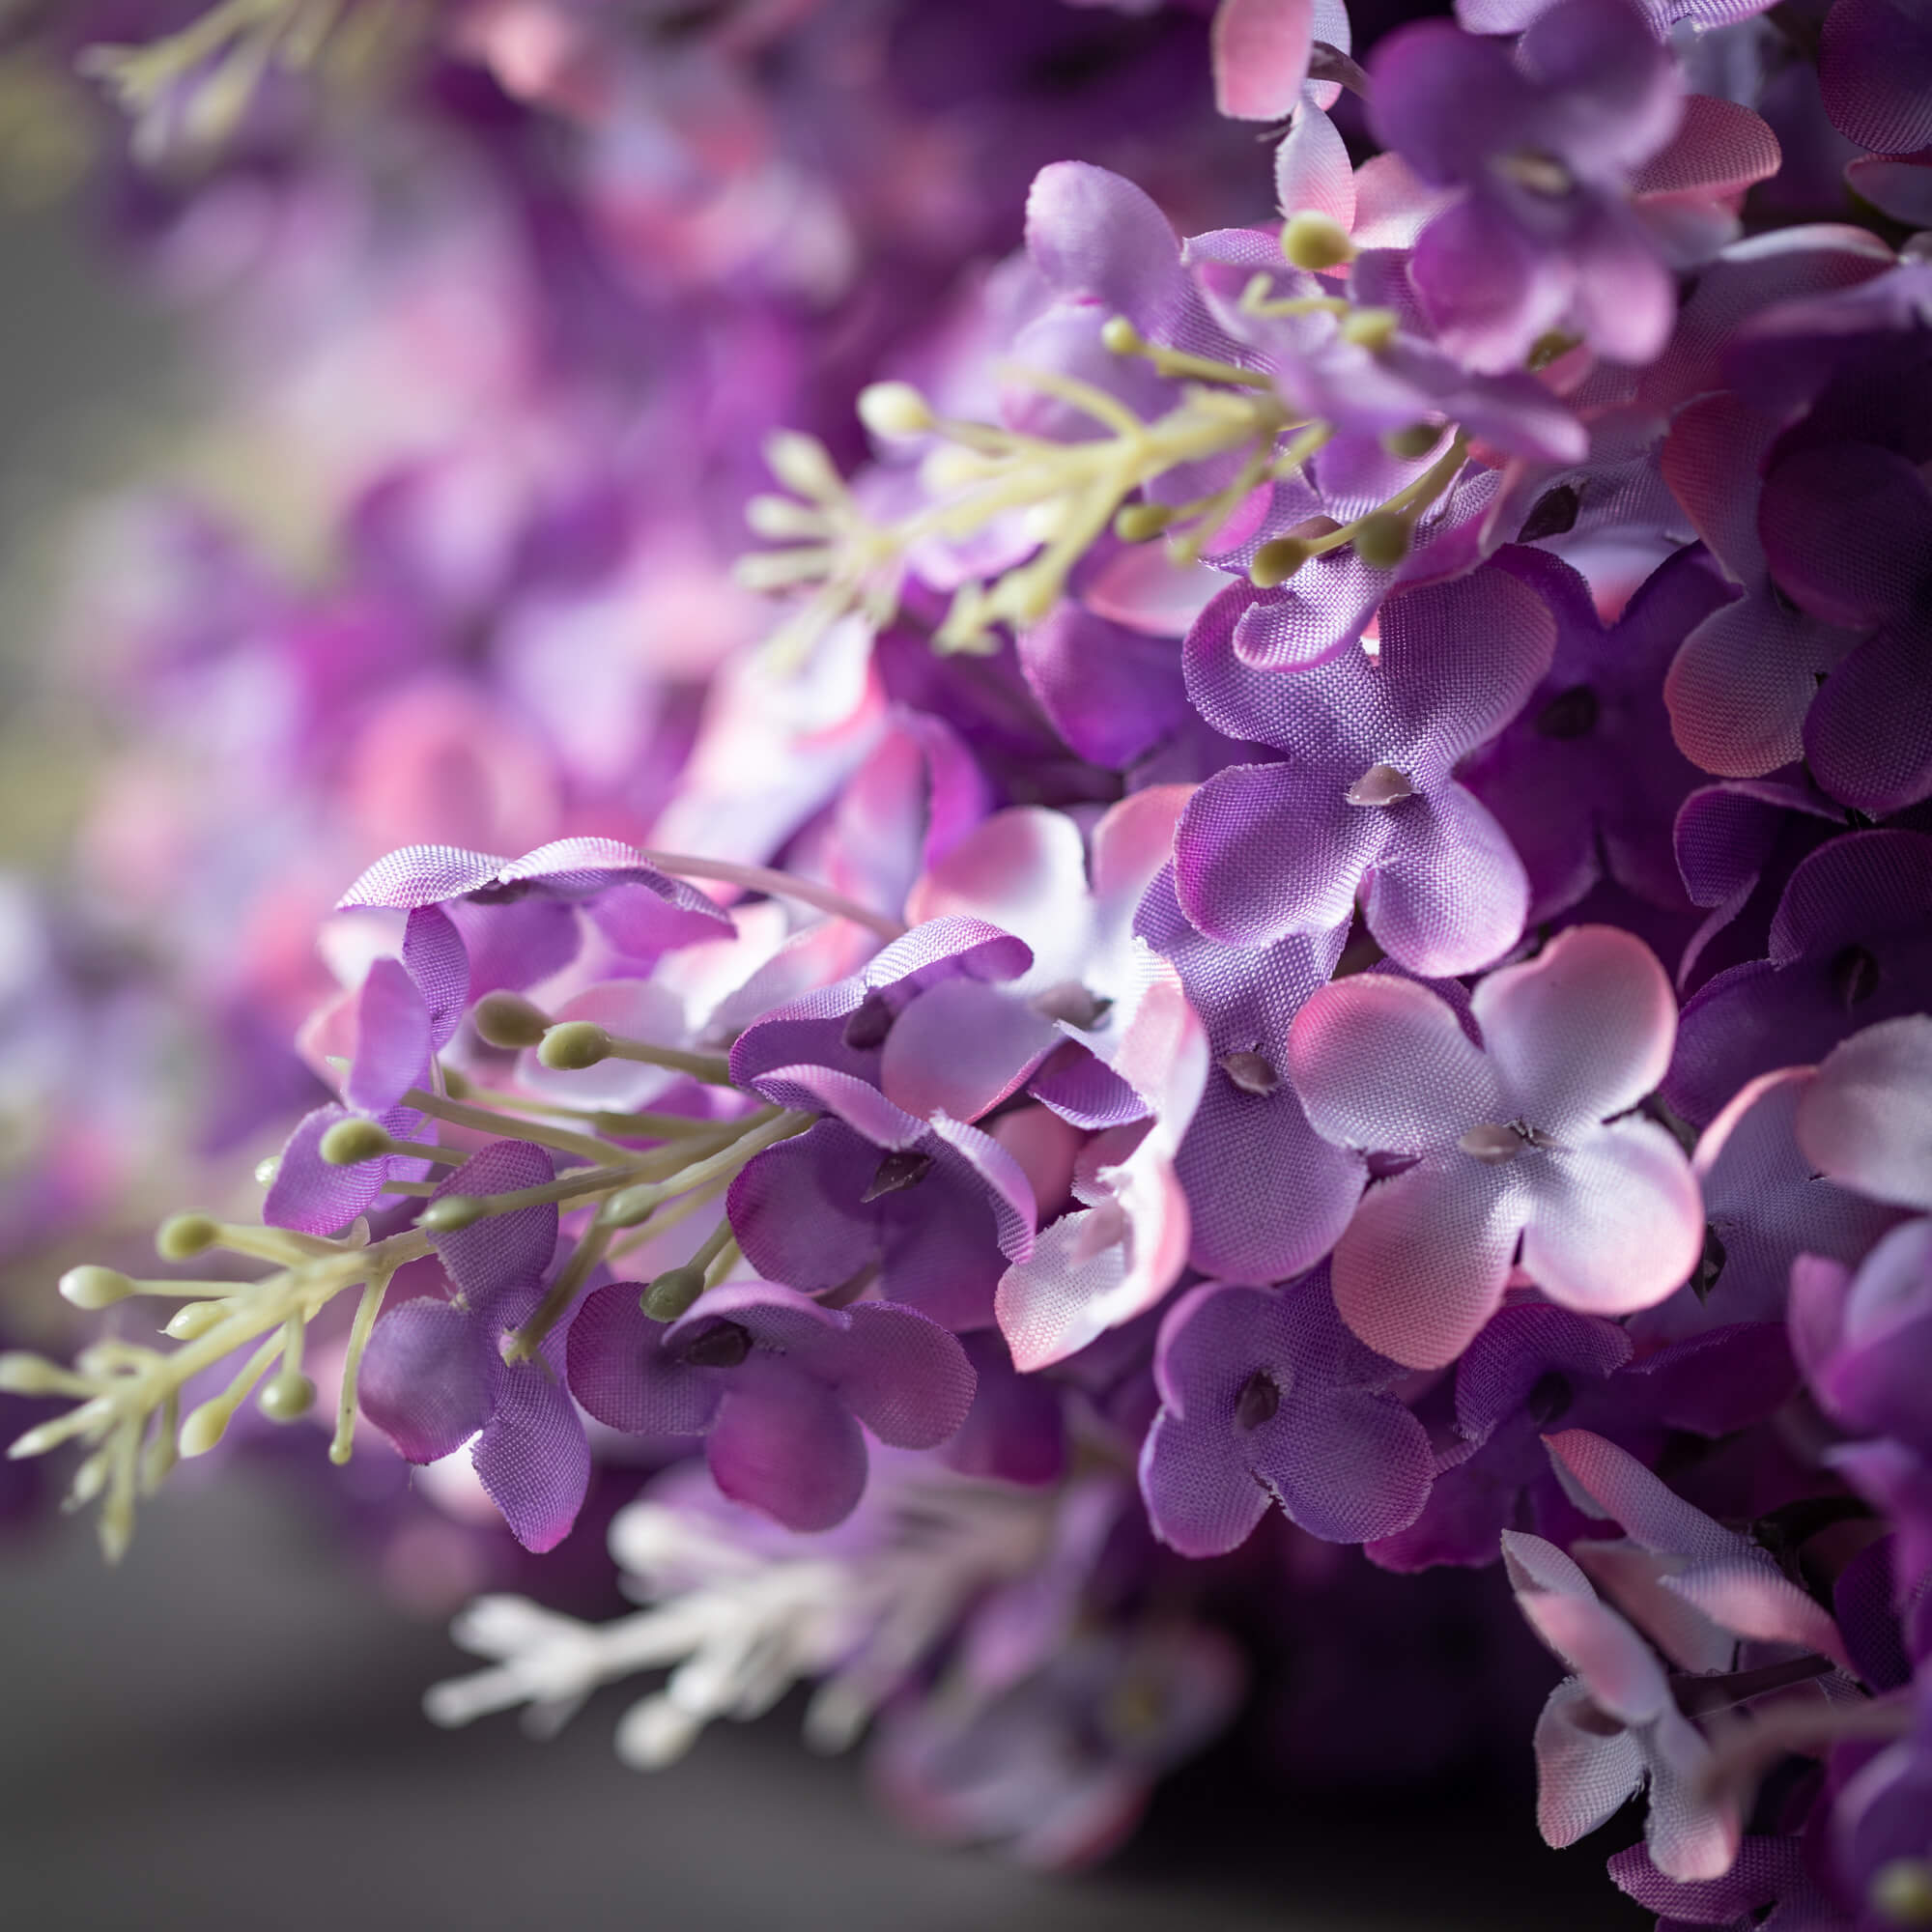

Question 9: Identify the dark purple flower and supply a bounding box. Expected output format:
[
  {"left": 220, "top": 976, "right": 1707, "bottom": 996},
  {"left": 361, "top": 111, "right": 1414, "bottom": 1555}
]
[
  {"left": 1289, "top": 925, "right": 1702, "bottom": 1369},
  {"left": 1819, "top": 0, "right": 1932, "bottom": 156},
  {"left": 1369, "top": 0, "right": 1686, "bottom": 371},
  {"left": 1177, "top": 562, "right": 1555, "bottom": 976},
  {"left": 1134, "top": 867, "right": 1362, "bottom": 1286},
  {"left": 726, "top": 1065, "right": 1036, "bottom": 1331},
  {"left": 1665, "top": 830, "right": 1932, "bottom": 1126},
  {"left": 1794, "top": 1220, "right": 1932, "bottom": 1462},
  {"left": 565, "top": 1279, "right": 976, "bottom": 1531},
  {"left": 264, "top": 904, "right": 469, "bottom": 1234},
  {"left": 1758, "top": 441, "right": 1932, "bottom": 816},
  {"left": 1461, "top": 545, "right": 1734, "bottom": 923},
  {"left": 1606, "top": 1834, "right": 1846, "bottom": 1930},
  {"left": 356, "top": 1141, "right": 589, "bottom": 1553},
  {"left": 1140, "top": 1269, "right": 1434, "bottom": 1557}
]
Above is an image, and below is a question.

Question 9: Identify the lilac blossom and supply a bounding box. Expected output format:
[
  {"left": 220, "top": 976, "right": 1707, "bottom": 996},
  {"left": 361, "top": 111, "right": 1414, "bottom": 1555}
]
[
  {"left": 1289, "top": 924, "right": 1703, "bottom": 1369},
  {"left": 1178, "top": 562, "right": 1555, "bottom": 977},
  {"left": 1796, "top": 1015, "right": 1932, "bottom": 1215},
  {"left": 565, "top": 1280, "right": 976, "bottom": 1531},
  {"left": 1139, "top": 1270, "right": 1435, "bottom": 1556},
  {"left": 1665, "top": 831, "right": 1932, "bottom": 1126}
]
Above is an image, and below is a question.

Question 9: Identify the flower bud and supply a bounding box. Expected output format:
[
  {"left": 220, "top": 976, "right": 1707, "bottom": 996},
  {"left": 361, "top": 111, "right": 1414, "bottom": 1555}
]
[
  {"left": 180, "top": 1399, "right": 232, "bottom": 1458},
  {"left": 259, "top": 1372, "right": 317, "bottom": 1423},
  {"left": 1873, "top": 1861, "right": 1932, "bottom": 1926},
  {"left": 166, "top": 1302, "right": 231, "bottom": 1342},
  {"left": 1351, "top": 511, "right": 1410, "bottom": 570},
  {"left": 642, "top": 1267, "right": 705, "bottom": 1322},
  {"left": 1250, "top": 536, "right": 1312, "bottom": 588},
  {"left": 156, "top": 1212, "right": 221, "bottom": 1261},
  {"left": 1113, "top": 501, "right": 1175, "bottom": 543},
  {"left": 856, "top": 381, "right": 933, "bottom": 439},
  {"left": 0, "top": 1353, "right": 70, "bottom": 1395},
  {"left": 1279, "top": 212, "right": 1355, "bottom": 271},
  {"left": 421, "top": 1194, "right": 488, "bottom": 1234},
  {"left": 320, "top": 1118, "right": 393, "bottom": 1166},
  {"left": 1380, "top": 422, "right": 1441, "bottom": 462},
  {"left": 1340, "top": 307, "right": 1398, "bottom": 351},
  {"left": 539, "top": 1021, "right": 613, "bottom": 1071},
  {"left": 59, "top": 1265, "right": 137, "bottom": 1311},
  {"left": 762, "top": 430, "right": 842, "bottom": 502},
  {"left": 471, "top": 990, "right": 552, "bottom": 1051},
  {"left": 1100, "top": 315, "right": 1144, "bottom": 356}
]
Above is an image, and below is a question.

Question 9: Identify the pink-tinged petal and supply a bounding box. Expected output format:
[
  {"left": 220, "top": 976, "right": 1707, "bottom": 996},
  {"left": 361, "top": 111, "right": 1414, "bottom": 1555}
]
[
  {"left": 1024, "top": 163, "right": 1188, "bottom": 334},
  {"left": 1632, "top": 96, "right": 1780, "bottom": 205},
  {"left": 1364, "top": 786, "right": 1531, "bottom": 979},
  {"left": 343, "top": 957, "right": 431, "bottom": 1115},
  {"left": 1519, "top": 1590, "right": 1670, "bottom": 1724},
  {"left": 473, "top": 1354, "right": 589, "bottom": 1554},
  {"left": 1643, "top": 1703, "right": 1742, "bottom": 1884},
  {"left": 1350, "top": 153, "right": 1454, "bottom": 249},
  {"left": 1212, "top": 0, "right": 1313, "bottom": 121},
  {"left": 1273, "top": 102, "right": 1354, "bottom": 229},
  {"left": 1532, "top": 1678, "right": 1646, "bottom": 1848},
  {"left": 927, "top": 1113, "right": 1039, "bottom": 1264},
  {"left": 1176, "top": 761, "right": 1384, "bottom": 947},
  {"left": 1091, "top": 789, "right": 1190, "bottom": 939},
  {"left": 706, "top": 1377, "right": 867, "bottom": 1532},
  {"left": 1573, "top": 1540, "right": 1737, "bottom": 1675},
  {"left": 1502, "top": 1529, "right": 1597, "bottom": 1601},
  {"left": 836, "top": 1301, "right": 978, "bottom": 1448},
  {"left": 1759, "top": 443, "right": 1930, "bottom": 629},
  {"left": 1288, "top": 973, "right": 1502, "bottom": 1153},
  {"left": 1475, "top": 925, "right": 1677, "bottom": 1130},
  {"left": 1331, "top": 1155, "right": 1523, "bottom": 1370},
  {"left": 1820, "top": 0, "right": 1932, "bottom": 154},
  {"left": 1788, "top": 1253, "right": 1855, "bottom": 1393},
  {"left": 1660, "top": 392, "right": 1772, "bottom": 585},
  {"left": 358, "top": 1296, "right": 492, "bottom": 1463},
  {"left": 1542, "top": 1430, "right": 1742, "bottom": 1562},
  {"left": 881, "top": 979, "right": 1064, "bottom": 1123},
  {"left": 905, "top": 807, "right": 1092, "bottom": 966},
  {"left": 1079, "top": 548, "right": 1224, "bottom": 639},
  {"left": 1797, "top": 1015, "right": 1932, "bottom": 1212},
  {"left": 1845, "top": 154, "right": 1932, "bottom": 227},
  {"left": 1569, "top": 204, "right": 1676, "bottom": 371},
  {"left": 1664, "top": 589, "right": 1853, "bottom": 780},
  {"left": 1103, "top": 954, "right": 1209, "bottom": 1140},
  {"left": 750, "top": 1063, "right": 926, "bottom": 1150},
  {"left": 1663, "top": 1559, "right": 1853, "bottom": 1671}
]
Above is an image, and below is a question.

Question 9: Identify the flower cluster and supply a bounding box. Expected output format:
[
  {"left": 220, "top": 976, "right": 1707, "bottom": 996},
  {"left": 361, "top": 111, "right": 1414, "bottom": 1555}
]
[{"left": 4, "top": 0, "right": 1931, "bottom": 1915}]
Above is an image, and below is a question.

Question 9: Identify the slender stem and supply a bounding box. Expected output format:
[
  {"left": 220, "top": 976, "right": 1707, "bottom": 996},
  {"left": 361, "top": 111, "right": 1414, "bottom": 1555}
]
[
  {"left": 405, "top": 1088, "right": 621, "bottom": 1166},
  {"left": 640, "top": 853, "right": 906, "bottom": 942}
]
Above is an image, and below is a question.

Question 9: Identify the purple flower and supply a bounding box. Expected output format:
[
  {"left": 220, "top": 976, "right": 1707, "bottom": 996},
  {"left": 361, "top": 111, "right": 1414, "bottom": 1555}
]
[
  {"left": 356, "top": 1141, "right": 590, "bottom": 1553},
  {"left": 1289, "top": 924, "right": 1703, "bottom": 1369},
  {"left": 264, "top": 903, "right": 469, "bottom": 1234},
  {"left": 1369, "top": 1304, "right": 1795, "bottom": 1571},
  {"left": 1665, "top": 831, "right": 1932, "bottom": 1127},
  {"left": 565, "top": 1279, "right": 976, "bottom": 1531},
  {"left": 1607, "top": 1835, "right": 1849, "bottom": 1932},
  {"left": 1134, "top": 867, "right": 1363, "bottom": 1286},
  {"left": 1819, "top": 0, "right": 1932, "bottom": 155},
  {"left": 1139, "top": 1271, "right": 1435, "bottom": 1557},
  {"left": 1460, "top": 545, "right": 1734, "bottom": 924},
  {"left": 337, "top": 837, "right": 733, "bottom": 995},
  {"left": 1369, "top": 0, "right": 1686, "bottom": 371},
  {"left": 1758, "top": 441, "right": 1932, "bottom": 816},
  {"left": 726, "top": 1065, "right": 1036, "bottom": 1331},
  {"left": 1796, "top": 1015, "right": 1932, "bottom": 1216},
  {"left": 1794, "top": 1221, "right": 1932, "bottom": 1462},
  {"left": 1177, "top": 562, "right": 1555, "bottom": 976}
]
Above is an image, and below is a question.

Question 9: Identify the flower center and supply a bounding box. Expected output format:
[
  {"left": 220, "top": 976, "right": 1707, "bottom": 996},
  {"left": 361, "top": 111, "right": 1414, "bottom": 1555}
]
[
  {"left": 1217, "top": 1050, "right": 1280, "bottom": 1095},
  {"left": 841, "top": 991, "right": 895, "bottom": 1051},
  {"left": 1526, "top": 1371, "right": 1572, "bottom": 1426},
  {"left": 1032, "top": 981, "right": 1113, "bottom": 1031},
  {"left": 1458, "top": 1122, "right": 1525, "bottom": 1163},
  {"left": 1496, "top": 151, "right": 1574, "bottom": 197},
  {"left": 1345, "top": 762, "right": 1416, "bottom": 808},
  {"left": 862, "top": 1150, "right": 935, "bottom": 1201},
  {"left": 1533, "top": 685, "right": 1599, "bottom": 739},
  {"left": 674, "top": 1319, "right": 753, "bottom": 1370},
  {"left": 1234, "top": 1368, "right": 1282, "bottom": 1430},
  {"left": 1830, "top": 944, "right": 1880, "bottom": 1009}
]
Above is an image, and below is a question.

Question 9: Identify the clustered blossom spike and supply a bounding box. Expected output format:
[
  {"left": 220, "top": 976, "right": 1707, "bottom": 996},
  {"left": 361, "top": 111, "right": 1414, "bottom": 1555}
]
[{"left": 4, "top": 0, "right": 1931, "bottom": 1911}]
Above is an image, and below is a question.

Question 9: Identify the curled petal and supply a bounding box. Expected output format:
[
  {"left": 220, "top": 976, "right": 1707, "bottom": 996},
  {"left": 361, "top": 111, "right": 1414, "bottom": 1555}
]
[{"left": 1532, "top": 1678, "right": 1646, "bottom": 1849}]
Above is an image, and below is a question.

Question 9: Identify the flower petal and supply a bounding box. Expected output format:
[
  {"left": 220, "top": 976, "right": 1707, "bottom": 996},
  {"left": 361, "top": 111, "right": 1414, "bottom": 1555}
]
[{"left": 706, "top": 1375, "right": 868, "bottom": 1532}]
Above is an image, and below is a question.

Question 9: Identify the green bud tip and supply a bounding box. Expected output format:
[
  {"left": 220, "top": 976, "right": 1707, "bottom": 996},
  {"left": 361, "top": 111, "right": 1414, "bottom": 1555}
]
[
  {"left": 259, "top": 1372, "right": 317, "bottom": 1423},
  {"left": 642, "top": 1266, "right": 706, "bottom": 1322},
  {"left": 1340, "top": 307, "right": 1398, "bottom": 350},
  {"left": 156, "top": 1212, "right": 221, "bottom": 1262},
  {"left": 1100, "top": 315, "right": 1143, "bottom": 356},
  {"left": 59, "top": 1265, "right": 137, "bottom": 1311},
  {"left": 538, "top": 1020, "right": 613, "bottom": 1071},
  {"left": 319, "top": 1118, "right": 393, "bottom": 1166},
  {"left": 179, "top": 1400, "right": 231, "bottom": 1459},
  {"left": 1872, "top": 1861, "right": 1932, "bottom": 1927},
  {"left": 165, "top": 1302, "right": 230, "bottom": 1342},
  {"left": 1279, "top": 212, "right": 1355, "bottom": 272},
  {"left": 856, "top": 381, "right": 933, "bottom": 439},
  {"left": 1381, "top": 421, "right": 1442, "bottom": 462},
  {"left": 471, "top": 990, "right": 553, "bottom": 1051},
  {"left": 1113, "top": 501, "right": 1174, "bottom": 543},
  {"left": 1250, "top": 537, "right": 1312, "bottom": 588},
  {"left": 1351, "top": 511, "right": 1411, "bottom": 570},
  {"left": 421, "top": 1194, "right": 487, "bottom": 1234},
  {"left": 0, "top": 1354, "right": 67, "bottom": 1396}
]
